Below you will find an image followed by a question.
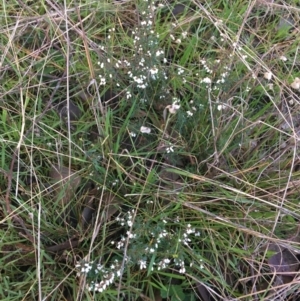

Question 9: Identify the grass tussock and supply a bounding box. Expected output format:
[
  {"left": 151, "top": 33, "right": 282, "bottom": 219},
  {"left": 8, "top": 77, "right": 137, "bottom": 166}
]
[{"left": 1, "top": 0, "right": 300, "bottom": 300}]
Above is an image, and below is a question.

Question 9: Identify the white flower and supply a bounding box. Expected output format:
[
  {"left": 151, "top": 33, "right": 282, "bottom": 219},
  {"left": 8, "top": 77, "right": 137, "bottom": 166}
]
[
  {"left": 127, "top": 231, "right": 136, "bottom": 239},
  {"left": 264, "top": 72, "right": 272, "bottom": 81},
  {"left": 157, "top": 258, "right": 171, "bottom": 270},
  {"left": 126, "top": 91, "right": 132, "bottom": 99},
  {"left": 291, "top": 77, "right": 300, "bottom": 90},
  {"left": 182, "top": 31, "right": 188, "bottom": 39},
  {"left": 140, "top": 126, "right": 151, "bottom": 134},
  {"left": 112, "top": 179, "right": 119, "bottom": 186},
  {"left": 133, "top": 76, "right": 144, "bottom": 84},
  {"left": 98, "top": 62, "right": 104, "bottom": 68},
  {"left": 279, "top": 55, "right": 287, "bottom": 61},
  {"left": 149, "top": 67, "right": 159, "bottom": 79},
  {"left": 217, "top": 104, "right": 226, "bottom": 111},
  {"left": 117, "top": 240, "right": 125, "bottom": 249},
  {"left": 139, "top": 58, "right": 145, "bottom": 67},
  {"left": 156, "top": 50, "right": 164, "bottom": 57},
  {"left": 82, "top": 263, "right": 92, "bottom": 273},
  {"left": 202, "top": 77, "right": 211, "bottom": 84},
  {"left": 99, "top": 75, "right": 106, "bottom": 86},
  {"left": 214, "top": 19, "right": 223, "bottom": 26},
  {"left": 166, "top": 102, "right": 180, "bottom": 114},
  {"left": 138, "top": 260, "right": 147, "bottom": 270},
  {"left": 129, "top": 132, "right": 136, "bottom": 137},
  {"left": 179, "top": 267, "right": 186, "bottom": 274},
  {"left": 178, "top": 68, "right": 184, "bottom": 75},
  {"left": 166, "top": 146, "right": 174, "bottom": 153}
]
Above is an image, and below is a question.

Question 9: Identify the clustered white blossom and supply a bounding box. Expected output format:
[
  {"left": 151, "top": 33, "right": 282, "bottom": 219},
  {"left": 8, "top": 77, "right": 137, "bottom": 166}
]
[
  {"left": 178, "top": 67, "right": 184, "bottom": 75},
  {"left": 95, "top": 0, "right": 175, "bottom": 94},
  {"left": 116, "top": 209, "right": 135, "bottom": 229},
  {"left": 201, "top": 77, "right": 212, "bottom": 84},
  {"left": 76, "top": 215, "right": 203, "bottom": 293},
  {"left": 126, "top": 5, "right": 169, "bottom": 90},
  {"left": 75, "top": 261, "right": 94, "bottom": 274},
  {"left": 111, "top": 236, "right": 126, "bottom": 249},
  {"left": 157, "top": 258, "right": 171, "bottom": 270},
  {"left": 166, "top": 145, "right": 174, "bottom": 153},
  {"left": 199, "top": 53, "right": 232, "bottom": 89},
  {"left": 175, "top": 258, "right": 186, "bottom": 274},
  {"left": 178, "top": 224, "right": 200, "bottom": 246},
  {"left": 186, "top": 110, "right": 193, "bottom": 117},
  {"left": 215, "top": 64, "right": 230, "bottom": 85},
  {"left": 76, "top": 259, "right": 122, "bottom": 293},
  {"left": 200, "top": 59, "right": 213, "bottom": 74},
  {"left": 138, "top": 259, "right": 147, "bottom": 270}
]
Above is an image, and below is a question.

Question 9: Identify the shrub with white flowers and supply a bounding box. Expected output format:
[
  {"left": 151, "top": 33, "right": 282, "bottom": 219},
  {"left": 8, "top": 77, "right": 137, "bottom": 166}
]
[{"left": 75, "top": 0, "right": 249, "bottom": 297}]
